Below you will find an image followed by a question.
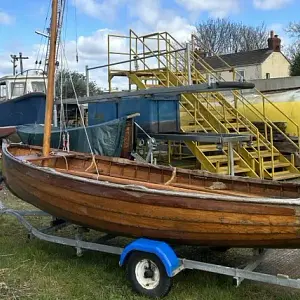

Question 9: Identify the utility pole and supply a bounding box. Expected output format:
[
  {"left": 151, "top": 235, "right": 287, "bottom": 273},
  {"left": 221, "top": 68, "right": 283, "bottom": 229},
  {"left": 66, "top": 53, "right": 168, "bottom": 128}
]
[
  {"left": 18, "top": 52, "right": 29, "bottom": 74},
  {"left": 10, "top": 54, "right": 18, "bottom": 75}
]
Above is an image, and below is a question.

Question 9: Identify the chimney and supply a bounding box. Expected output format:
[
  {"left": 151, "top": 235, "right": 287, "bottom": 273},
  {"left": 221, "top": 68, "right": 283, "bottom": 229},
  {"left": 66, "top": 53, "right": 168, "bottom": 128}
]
[{"left": 268, "top": 30, "right": 281, "bottom": 52}]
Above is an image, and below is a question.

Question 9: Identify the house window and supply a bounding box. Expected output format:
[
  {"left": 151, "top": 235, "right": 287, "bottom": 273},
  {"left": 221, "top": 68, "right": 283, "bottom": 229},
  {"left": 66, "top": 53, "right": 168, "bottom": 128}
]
[
  {"left": 11, "top": 82, "right": 25, "bottom": 97},
  {"left": 266, "top": 73, "right": 270, "bottom": 79},
  {"left": 236, "top": 70, "right": 245, "bottom": 81}
]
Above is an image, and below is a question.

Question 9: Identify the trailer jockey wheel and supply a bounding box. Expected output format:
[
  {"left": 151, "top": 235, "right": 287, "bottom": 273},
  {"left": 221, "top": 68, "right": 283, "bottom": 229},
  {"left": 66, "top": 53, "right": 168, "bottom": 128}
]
[{"left": 126, "top": 251, "right": 172, "bottom": 298}]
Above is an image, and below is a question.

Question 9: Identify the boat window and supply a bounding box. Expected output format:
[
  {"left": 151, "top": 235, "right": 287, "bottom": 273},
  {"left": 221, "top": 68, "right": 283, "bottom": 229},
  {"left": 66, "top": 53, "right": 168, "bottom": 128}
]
[
  {"left": 11, "top": 82, "right": 25, "bottom": 97},
  {"left": 0, "top": 84, "right": 7, "bottom": 100},
  {"left": 32, "top": 81, "right": 46, "bottom": 93}
]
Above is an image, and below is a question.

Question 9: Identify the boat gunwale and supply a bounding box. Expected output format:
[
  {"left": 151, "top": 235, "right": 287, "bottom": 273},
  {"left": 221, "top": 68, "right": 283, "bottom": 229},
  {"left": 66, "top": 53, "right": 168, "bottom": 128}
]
[
  {"left": 6, "top": 143, "right": 300, "bottom": 187},
  {"left": 0, "top": 92, "right": 46, "bottom": 104},
  {"left": 3, "top": 141, "right": 300, "bottom": 206}
]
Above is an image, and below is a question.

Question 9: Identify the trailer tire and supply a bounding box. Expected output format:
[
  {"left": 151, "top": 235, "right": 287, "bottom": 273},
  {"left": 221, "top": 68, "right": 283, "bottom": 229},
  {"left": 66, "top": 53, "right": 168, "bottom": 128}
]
[{"left": 126, "top": 251, "right": 172, "bottom": 298}]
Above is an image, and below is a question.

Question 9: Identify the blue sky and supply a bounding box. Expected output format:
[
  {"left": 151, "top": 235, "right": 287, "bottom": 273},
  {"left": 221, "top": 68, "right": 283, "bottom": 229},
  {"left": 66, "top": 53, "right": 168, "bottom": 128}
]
[{"left": 0, "top": 0, "right": 299, "bottom": 87}]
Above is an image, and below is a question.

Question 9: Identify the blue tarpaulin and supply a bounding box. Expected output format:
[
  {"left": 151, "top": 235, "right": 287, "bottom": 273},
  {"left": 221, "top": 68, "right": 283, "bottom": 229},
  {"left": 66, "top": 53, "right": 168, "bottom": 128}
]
[{"left": 17, "top": 117, "right": 127, "bottom": 157}]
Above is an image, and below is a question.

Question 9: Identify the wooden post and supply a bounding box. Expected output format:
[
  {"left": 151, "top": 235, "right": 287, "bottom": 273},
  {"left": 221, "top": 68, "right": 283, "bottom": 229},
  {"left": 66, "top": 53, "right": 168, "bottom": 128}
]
[
  {"left": 43, "top": 0, "right": 58, "bottom": 157},
  {"left": 19, "top": 52, "right": 29, "bottom": 74}
]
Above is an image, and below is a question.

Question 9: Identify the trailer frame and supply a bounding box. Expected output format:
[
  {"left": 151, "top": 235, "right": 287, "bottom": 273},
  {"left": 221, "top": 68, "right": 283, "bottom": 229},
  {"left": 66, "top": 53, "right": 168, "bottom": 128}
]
[{"left": 1, "top": 201, "right": 300, "bottom": 297}]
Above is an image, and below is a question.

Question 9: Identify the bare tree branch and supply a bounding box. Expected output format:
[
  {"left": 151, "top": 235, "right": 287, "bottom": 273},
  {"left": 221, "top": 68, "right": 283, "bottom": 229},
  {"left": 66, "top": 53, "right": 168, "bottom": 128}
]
[
  {"left": 285, "top": 22, "right": 300, "bottom": 60},
  {"left": 286, "top": 22, "right": 300, "bottom": 38},
  {"left": 194, "top": 19, "right": 268, "bottom": 54}
]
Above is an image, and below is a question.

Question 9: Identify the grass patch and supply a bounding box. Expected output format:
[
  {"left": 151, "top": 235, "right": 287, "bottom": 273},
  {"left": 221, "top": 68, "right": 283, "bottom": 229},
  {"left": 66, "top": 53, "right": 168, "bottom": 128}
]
[{"left": 1, "top": 188, "right": 300, "bottom": 299}]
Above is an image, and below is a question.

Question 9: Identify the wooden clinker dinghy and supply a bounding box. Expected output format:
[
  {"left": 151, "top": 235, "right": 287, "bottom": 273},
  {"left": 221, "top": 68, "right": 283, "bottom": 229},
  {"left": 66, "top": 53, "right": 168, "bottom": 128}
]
[
  {"left": 0, "top": 126, "right": 16, "bottom": 139},
  {"left": 3, "top": 142, "right": 300, "bottom": 248}
]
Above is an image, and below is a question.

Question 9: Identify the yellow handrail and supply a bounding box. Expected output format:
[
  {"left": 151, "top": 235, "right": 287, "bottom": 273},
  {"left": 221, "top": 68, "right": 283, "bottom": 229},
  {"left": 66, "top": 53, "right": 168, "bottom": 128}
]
[
  {"left": 119, "top": 30, "right": 284, "bottom": 178},
  {"left": 166, "top": 32, "right": 300, "bottom": 155},
  {"left": 128, "top": 39, "right": 216, "bottom": 133},
  {"left": 190, "top": 34, "right": 300, "bottom": 153},
  {"left": 153, "top": 31, "right": 278, "bottom": 176},
  {"left": 188, "top": 50, "right": 298, "bottom": 167}
]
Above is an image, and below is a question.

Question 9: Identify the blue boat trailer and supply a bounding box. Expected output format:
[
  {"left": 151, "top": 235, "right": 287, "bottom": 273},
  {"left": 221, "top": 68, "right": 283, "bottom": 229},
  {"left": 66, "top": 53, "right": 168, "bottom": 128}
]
[{"left": 1, "top": 202, "right": 300, "bottom": 298}]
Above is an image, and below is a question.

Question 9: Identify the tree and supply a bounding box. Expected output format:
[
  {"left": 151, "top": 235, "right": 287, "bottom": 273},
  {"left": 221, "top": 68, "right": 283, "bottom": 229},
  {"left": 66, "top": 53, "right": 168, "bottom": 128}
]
[
  {"left": 286, "top": 22, "right": 300, "bottom": 38},
  {"left": 193, "top": 19, "right": 268, "bottom": 54},
  {"left": 285, "top": 22, "right": 300, "bottom": 61},
  {"left": 55, "top": 69, "right": 102, "bottom": 99},
  {"left": 290, "top": 52, "right": 300, "bottom": 76}
]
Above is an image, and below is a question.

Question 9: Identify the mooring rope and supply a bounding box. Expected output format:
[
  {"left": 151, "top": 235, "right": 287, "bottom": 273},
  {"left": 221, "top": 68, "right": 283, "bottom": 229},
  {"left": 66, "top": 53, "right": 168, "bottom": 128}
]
[{"left": 60, "top": 42, "right": 100, "bottom": 178}]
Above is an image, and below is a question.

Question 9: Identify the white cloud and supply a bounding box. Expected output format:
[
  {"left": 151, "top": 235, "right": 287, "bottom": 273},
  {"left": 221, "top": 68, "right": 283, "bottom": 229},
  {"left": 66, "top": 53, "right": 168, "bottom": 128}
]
[
  {"left": 61, "top": 0, "right": 196, "bottom": 88},
  {"left": 156, "top": 15, "right": 195, "bottom": 42},
  {"left": 60, "top": 28, "right": 129, "bottom": 89},
  {"left": 0, "top": 53, "right": 13, "bottom": 77},
  {"left": 0, "top": 50, "right": 38, "bottom": 78},
  {"left": 0, "top": 27, "right": 128, "bottom": 90},
  {"left": 129, "top": 0, "right": 195, "bottom": 42},
  {"left": 0, "top": 10, "right": 14, "bottom": 25},
  {"left": 128, "top": 0, "right": 160, "bottom": 27},
  {"left": 73, "top": 0, "right": 125, "bottom": 21},
  {"left": 175, "top": 0, "right": 240, "bottom": 17},
  {"left": 253, "top": 0, "right": 293, "bottom": 10}
]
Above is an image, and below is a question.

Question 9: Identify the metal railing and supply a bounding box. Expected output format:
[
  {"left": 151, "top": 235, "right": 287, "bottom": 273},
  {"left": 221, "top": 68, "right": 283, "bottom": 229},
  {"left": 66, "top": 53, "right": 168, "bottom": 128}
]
[
  {"left": 96, "top": 29, "right": 300, "bottom": 178},
  {"left": 190, "top": 34, "right": 300, "bottom": 153},
  {"left": 150, "top": 32, "right": 276, "bottom": 178},
  {"left": 124, "top": 30, "right": 258, "bottom": 176},
  {"left": 158, "top": 31, "right": 299, "bottom": 177}
]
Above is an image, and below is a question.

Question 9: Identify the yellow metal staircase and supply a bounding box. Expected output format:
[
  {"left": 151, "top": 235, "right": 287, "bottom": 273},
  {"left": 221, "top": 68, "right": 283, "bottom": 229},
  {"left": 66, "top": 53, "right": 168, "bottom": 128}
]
[
  {"left": 129, "top": 73, "right": 257, "bottom": 176},
  {"left": 107, "top": 30, "right": 300, "bottom": 180}
]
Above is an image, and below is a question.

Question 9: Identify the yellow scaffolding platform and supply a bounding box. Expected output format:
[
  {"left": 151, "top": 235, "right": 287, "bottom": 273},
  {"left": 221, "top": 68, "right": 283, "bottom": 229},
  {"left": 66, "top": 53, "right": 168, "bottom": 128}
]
[{"left": 93, "top": 29, "right": 300, "bottom": 180}]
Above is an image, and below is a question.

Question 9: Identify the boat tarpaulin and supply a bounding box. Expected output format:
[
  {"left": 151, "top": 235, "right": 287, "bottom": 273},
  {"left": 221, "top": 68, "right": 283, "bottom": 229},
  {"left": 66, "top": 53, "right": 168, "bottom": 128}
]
[{"left": 16, "top": 117, "right": 127, "bottom": 157}]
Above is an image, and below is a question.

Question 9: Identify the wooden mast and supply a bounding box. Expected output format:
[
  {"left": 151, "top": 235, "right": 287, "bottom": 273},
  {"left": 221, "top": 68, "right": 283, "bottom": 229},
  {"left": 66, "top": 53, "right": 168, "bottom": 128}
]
[{"left": 43, "top": 0, "right": 59, "bottom": 156}]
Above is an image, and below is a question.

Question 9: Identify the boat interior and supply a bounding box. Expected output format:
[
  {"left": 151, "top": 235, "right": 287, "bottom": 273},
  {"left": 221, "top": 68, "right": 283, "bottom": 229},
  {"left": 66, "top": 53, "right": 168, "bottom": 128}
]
[{"left": 7, "top": 144, "right": 300, "bottom": 199}]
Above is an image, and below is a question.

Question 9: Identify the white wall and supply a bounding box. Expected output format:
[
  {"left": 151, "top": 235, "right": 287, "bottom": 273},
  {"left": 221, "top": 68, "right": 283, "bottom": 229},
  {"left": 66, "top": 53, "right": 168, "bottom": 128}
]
[
  {"left": 215, "top": 64, "right": 262, "bottom": 81},
  {"left": 261, "top": 52, "right": 290, "bottom": 79},
  {"left": 249, "top": 76, "right": 300, "bottom": 92}
]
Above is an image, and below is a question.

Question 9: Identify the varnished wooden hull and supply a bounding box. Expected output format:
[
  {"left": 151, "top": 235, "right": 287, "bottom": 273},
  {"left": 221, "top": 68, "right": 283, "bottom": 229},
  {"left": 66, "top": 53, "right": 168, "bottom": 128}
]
[
  {"left": 0, "top": 126, "right": 16, "bottom": 139},
  {"left": 3, "top": 143, "right": 300, "bottom": 248}
]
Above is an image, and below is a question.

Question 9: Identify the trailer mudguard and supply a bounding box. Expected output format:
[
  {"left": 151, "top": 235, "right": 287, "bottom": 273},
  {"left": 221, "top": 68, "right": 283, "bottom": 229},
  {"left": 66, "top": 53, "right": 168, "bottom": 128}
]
[{"left": 120, "top": 238, "right": 180, "bottom": 277}]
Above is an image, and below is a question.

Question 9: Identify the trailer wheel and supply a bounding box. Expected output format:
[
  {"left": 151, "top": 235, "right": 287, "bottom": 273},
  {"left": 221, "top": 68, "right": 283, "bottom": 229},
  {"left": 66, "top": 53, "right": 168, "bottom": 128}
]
[{"left": 126, "top": 251, "right": 172, "bottom": 298}]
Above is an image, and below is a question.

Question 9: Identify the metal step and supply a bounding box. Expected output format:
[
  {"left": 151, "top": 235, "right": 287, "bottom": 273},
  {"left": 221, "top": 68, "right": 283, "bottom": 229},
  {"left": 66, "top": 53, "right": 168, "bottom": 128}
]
[
  {"left": 244, "top": 142, "right": 268, "bottom": 149},
  {"left": 197, "top": 144, "right": 227, "bottom": 152},
  {"left": 208, "top": 155, "right": 239, "bottom": 163},
  {"left": 218, "top": 166, "right": 250, "bottom": 175},
  {"left": 272, "top": 171, "right": 300, "bottom": 181},
  {"left": 128, "top": 64, "right": 300, "bottom": 181},
  {"left": 144, "top": 84, "right": 162, "bottom": 88},
  {"left": 250, "top": 150, "right": 280, "bottom": 158},
  {"left": 181, "top": 123, "right": 247, "bottom": 132},
  {"left": 263, "top": 161, "right": 291, "bottom": 169},
  {"left": 183, "top": 109, "right": 237, "bottom": 121},
  {"left": 181, "top": 125, "right": 206, "bottom": 132}
]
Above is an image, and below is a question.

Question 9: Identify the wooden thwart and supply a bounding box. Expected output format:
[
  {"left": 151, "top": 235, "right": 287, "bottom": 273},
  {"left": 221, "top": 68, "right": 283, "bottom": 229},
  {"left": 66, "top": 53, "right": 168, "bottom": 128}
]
[{"left": 22, "top": 153, "right": 75, "bottom": 162}]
